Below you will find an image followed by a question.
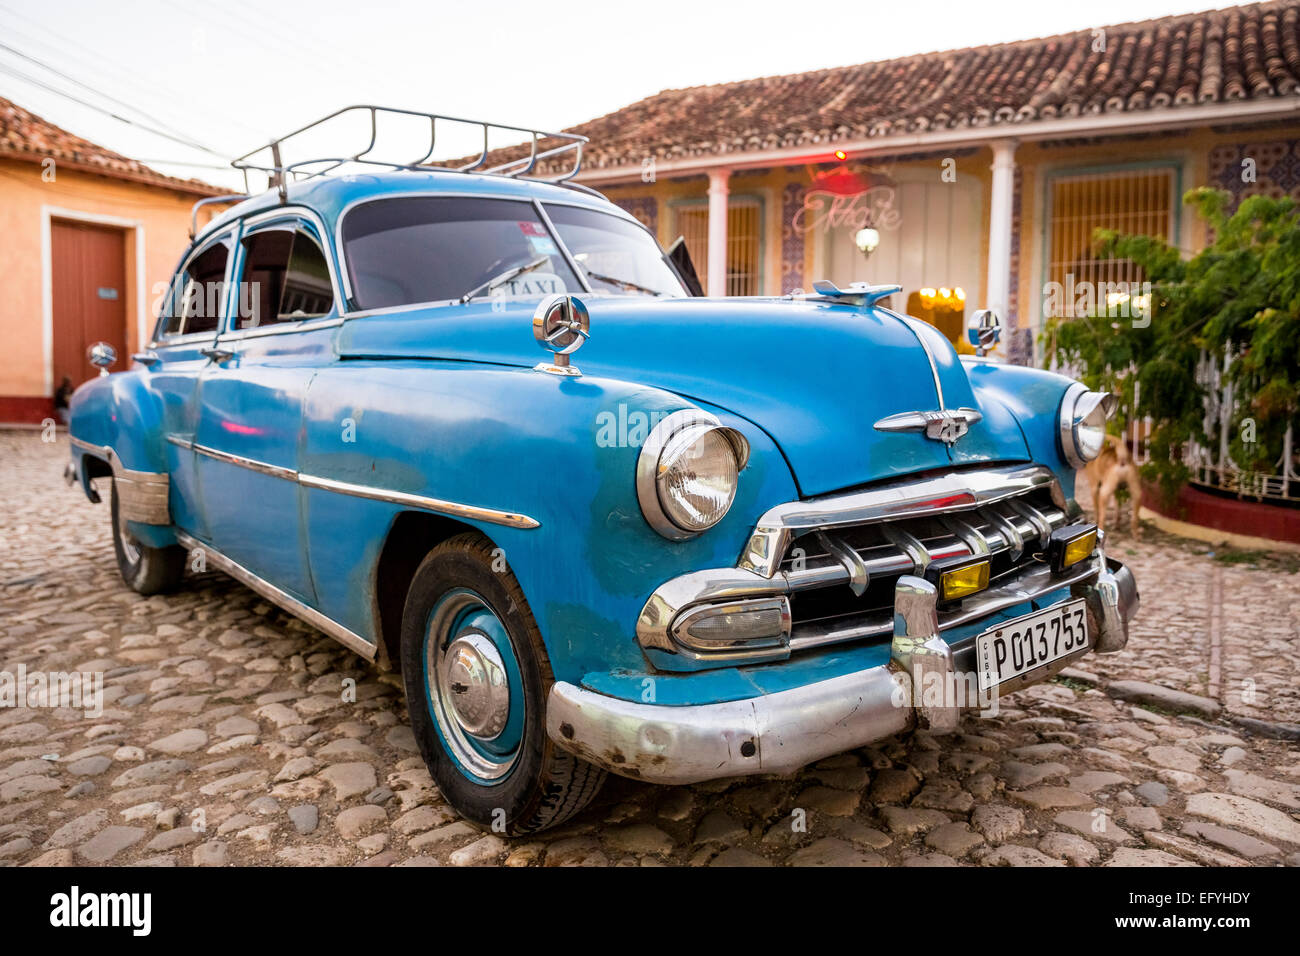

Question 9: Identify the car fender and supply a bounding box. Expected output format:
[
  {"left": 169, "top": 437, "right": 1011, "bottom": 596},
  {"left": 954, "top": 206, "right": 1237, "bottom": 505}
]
[
  {"left": 964, "top": 360, "right": 1079, "bottom": 500},
  {"left": 299, "top": 360, "right": 799, "bottom": 683},
  {"left": 66, "top": 371, "right": 176, "bottom": 548}
]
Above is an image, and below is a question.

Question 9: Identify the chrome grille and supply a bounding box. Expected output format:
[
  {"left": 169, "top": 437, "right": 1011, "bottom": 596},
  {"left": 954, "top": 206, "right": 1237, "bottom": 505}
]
[
  {"left": 779, "top": 487, "right": 1068, "bottom": 652},
  {"left": 636, "top": 463, "right": 1093, "bottom": 672}
]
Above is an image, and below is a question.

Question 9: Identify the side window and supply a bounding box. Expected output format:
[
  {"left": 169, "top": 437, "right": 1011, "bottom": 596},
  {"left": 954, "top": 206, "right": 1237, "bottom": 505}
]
[
  {"left": 236, "top": 225, "right": 334, "bottom": 330},
  {"left": 159, "top": 236, "right": 231, "bottom": 338}
]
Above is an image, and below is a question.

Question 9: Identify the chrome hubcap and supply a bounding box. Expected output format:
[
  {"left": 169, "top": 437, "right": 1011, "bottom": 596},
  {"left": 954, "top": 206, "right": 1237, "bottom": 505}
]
[
  {"left": 423, "top": 589, "right": 524, "bottom": 783},
  {"left": 439, "top": 633, "right": 509, "bottom": 739}
]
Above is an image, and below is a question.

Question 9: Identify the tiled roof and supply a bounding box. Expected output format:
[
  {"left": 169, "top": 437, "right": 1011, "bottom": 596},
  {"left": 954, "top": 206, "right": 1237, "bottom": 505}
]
[
  {"left": 513, "top": 1, "right": 1300, "bottom": 175},
  {"left": 0, "top": 94, "right": 226, "bottom": 196}
]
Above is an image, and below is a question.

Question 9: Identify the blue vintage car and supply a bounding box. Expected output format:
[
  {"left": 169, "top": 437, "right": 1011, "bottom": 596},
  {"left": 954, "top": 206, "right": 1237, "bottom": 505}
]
[{"left": 66, "top": 107, "right": 1138, "bottom": 835}]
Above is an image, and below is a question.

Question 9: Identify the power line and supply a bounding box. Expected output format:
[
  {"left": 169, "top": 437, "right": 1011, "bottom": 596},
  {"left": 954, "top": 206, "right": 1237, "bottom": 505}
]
[
  {"left": 133, "top": 158, "right": 236, "bottom": 170},
  {"left": 0, "top": 3, "right": 272, "bottom": 141},
  {"left": 0, "top": 40, "right": 226, "bottom": 156},
  {"left": 0, "top": 61, "right": 227, "bottom": 157}
]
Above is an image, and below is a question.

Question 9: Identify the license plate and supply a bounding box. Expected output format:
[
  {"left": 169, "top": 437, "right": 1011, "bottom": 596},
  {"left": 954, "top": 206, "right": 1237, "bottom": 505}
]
[{"left": 974, "top": 599, "right": 1089, "bottom": 693}]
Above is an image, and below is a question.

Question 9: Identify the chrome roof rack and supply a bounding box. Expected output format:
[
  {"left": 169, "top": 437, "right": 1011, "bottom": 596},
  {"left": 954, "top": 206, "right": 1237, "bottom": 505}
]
[
  {"left": 189, "top": 193, "right": 249, "bottom": 240},
  {"left": 231, "top": 105, "right": 588, "bottom": 202}
]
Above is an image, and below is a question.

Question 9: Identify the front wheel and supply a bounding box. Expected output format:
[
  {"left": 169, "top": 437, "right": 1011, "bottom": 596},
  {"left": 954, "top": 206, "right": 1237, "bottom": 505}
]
[
  {"left": 110, "top": 480, "right": 185, "bottom": 594},
  {"left": 400, "top": 533, "right": 605, "bottom": 835}
]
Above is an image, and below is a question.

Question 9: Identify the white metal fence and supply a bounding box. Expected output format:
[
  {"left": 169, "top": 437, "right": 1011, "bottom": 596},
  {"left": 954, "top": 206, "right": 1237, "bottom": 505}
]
[{"left": 1048, "top": 346, "right": 1298, "bottom": 503}]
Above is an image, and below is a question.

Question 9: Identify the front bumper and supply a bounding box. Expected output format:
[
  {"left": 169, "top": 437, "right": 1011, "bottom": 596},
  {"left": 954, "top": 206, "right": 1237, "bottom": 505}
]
[{"left": 547, "top": 553, "right": 1138, "bottom": 785}]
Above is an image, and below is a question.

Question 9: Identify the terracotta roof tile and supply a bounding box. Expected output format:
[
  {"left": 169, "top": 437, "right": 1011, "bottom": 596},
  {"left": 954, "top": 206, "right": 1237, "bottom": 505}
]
[
  {"left": 499, "top": 1, "right": 1300, "bottom": 175},
  {"left": 0, "top": 94, "right": 226, "bottom": 196}
]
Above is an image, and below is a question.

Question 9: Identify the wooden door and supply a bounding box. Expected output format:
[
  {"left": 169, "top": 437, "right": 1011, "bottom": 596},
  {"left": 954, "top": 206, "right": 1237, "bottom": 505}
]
[{"left": 52, "top": 220, "right": 127, "bottom": 391}]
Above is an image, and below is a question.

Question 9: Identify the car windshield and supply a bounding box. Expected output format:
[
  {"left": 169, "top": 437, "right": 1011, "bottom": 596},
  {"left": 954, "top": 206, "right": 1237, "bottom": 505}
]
[
  {"left": 543, "top": 203, "right": 686, "bottom": 298},
  {"left": 341, "top": 197, "right": 582, "bottom": 311},
  {"left": 341, "top": 196, "right": 686, "bottom": 311}
]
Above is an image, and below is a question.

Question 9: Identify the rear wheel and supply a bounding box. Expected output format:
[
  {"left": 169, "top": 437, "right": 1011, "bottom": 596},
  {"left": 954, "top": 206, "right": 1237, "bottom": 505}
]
[
  {"left": 400, "top": 532, "right": 605, "bottom": 835},
  {"left": 110, "top": 480, "right": 185, "bottom": 595}
]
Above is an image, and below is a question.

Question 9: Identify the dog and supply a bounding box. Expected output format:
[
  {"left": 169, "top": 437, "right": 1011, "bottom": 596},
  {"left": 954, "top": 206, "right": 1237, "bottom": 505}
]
[{"left": 1084, "top": 434, "right": 1143, "bottom": 537}]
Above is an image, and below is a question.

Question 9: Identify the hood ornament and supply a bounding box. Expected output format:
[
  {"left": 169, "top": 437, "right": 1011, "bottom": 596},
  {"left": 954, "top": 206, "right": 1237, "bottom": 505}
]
[
  {"left": 532, "top": 293, "right": 589, "bottom": 377},
  {"left": 875, "top": 407, "right": 983, "bottom": 445},
  {"left": 807, "top": 279, "right": 902, "bottom": 308}
]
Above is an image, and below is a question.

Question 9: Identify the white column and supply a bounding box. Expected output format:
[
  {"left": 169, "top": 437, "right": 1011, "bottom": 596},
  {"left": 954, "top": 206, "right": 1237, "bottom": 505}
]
[
  {"left": 707, "top": 168, "right": 730, "bottom": 297},
  {"left": 985, "top": 140, "right": 1018, "bottom": 323}
]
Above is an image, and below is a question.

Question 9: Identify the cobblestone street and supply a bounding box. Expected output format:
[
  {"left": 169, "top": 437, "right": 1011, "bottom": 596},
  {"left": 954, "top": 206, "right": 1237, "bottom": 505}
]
[{"left": 2, "top": 430, "right": 1298, "bottom": 867}]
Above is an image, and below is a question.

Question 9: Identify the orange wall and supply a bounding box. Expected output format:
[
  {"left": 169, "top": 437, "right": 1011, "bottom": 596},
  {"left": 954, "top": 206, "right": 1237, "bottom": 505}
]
[{"left": 0, "top": 158, "right": 223, "bottom": 404}]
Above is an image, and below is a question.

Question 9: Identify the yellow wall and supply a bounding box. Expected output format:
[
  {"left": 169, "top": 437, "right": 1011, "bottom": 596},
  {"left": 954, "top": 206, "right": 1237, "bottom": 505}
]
[
  {"left": 0, "top": 158, "right": 223, "bottom": 401},
  {"left": 602, "top": 153, "right": 992, "bottom": 302},
  {"left": 1013, "top": 121, "right": 1300, "bottom": 344},
  {"left": 596, "top": 120, "right": 1300, "bottom": 357}
]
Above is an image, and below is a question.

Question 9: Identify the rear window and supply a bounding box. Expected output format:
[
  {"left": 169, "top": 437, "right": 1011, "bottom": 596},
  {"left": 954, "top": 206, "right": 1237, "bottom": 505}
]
[
  {"left": 341, "top": 197, "right": 581, "bottom": 311},
  {"left": 159, "top": 235, "right": 231, "bottom": 337}
]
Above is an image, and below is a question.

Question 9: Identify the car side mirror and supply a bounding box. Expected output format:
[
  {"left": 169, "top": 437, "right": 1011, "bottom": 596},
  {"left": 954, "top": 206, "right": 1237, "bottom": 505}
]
[
  {"left": 967, "top": 310, "right": 1001, "bottom": 357},
  {"left": 88, "top": 341, "right": 118, "bottom": 377}
]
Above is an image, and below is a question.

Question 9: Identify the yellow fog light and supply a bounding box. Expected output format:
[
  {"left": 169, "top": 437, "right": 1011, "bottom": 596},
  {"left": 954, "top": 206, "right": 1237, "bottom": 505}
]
[
  {"left": 926, "top": 556, "right": 991, "bottom": 603},
  {"left": 1049, "top": 524, "right": 1098, "bottom": 573}
]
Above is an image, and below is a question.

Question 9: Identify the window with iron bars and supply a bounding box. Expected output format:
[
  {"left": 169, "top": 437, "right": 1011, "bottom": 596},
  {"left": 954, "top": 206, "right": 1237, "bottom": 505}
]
[
  {"left": 1044, "top": 165, "right": 1177, "bottom": 322},
  {"left": 671, "top": 196, "right": 764, "bottom": 296}
]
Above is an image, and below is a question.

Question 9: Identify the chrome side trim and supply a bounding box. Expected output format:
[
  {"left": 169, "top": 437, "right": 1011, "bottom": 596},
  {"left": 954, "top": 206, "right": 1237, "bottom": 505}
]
[
  {"left": 192, "top": 441, "right": 299, "bottom": 482},
  {"left": 738, "top": 463, "right": 1062, "bottom": 578},
  {"left": 68, "top": 437, "right": 170, "bottom": 525},
  {"left": 885, "top": 309, "right": 947, "bottom": 410},
  {"left": 297, "top": 474, "right": 541, "bottom": 530},
  {"left": 177, "top": 439, "right": 540, "bottom": 530},
  {"left": 174, "top": 531, "right": 376, "bottom": 662}
]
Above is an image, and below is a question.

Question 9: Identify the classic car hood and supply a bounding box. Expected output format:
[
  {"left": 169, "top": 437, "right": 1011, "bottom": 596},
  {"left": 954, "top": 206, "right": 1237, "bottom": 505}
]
[{"left": 336, "top": 297, "right": 1031, "bottom": 496}]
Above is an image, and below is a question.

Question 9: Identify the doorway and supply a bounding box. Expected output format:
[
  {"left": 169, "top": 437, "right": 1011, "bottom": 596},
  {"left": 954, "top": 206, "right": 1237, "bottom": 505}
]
[{"left": 51, "top": 219, "right": 128, "bottom": 392}]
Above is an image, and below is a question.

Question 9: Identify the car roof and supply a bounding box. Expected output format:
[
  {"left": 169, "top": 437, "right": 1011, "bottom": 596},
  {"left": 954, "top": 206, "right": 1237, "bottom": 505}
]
[{"left": 197, "top": 169, "right": 628, "bottom": 244}]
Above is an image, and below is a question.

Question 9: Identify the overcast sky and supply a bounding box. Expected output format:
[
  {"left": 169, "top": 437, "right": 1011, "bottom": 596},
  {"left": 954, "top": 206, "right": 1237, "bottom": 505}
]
[{"left": 0, "top": 0, "right": 1259, "bottom": 191}]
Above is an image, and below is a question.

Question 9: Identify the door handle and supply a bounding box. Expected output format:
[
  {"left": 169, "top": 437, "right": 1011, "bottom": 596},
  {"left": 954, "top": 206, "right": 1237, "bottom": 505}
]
[
  {"left": 132, "top": 352, "right": 161, "bottom": 367},
  {"left": 201, "top": 347, "right": 235, "bottom": 363}
]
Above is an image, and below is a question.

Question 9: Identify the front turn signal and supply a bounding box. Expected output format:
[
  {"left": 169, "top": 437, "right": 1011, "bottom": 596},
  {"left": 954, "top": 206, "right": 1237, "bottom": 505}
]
[
  {"left": 926, "top": 555, "right": 991, "bottom": 603},
  {"left": 1048, "top": 524, "right": 1098, "bottom": 573}
]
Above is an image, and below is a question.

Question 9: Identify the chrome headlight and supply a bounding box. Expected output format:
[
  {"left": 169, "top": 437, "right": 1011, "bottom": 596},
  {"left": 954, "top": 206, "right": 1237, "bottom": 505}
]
[
  {"left": 636, "top": 410, "right": 750, "bottom": 540},
  {"left": 1058, "top": 382, "right": 1117, "bottom": 468}
]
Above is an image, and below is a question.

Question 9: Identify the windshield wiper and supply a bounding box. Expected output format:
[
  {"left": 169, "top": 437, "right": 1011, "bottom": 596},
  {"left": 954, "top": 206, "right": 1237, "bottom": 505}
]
[
  {"left": 580, "top": 268, "right": 665, "bottom": 297},
  {"left": 459, "top": 255, "right": 550, "bottom": 304}
]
